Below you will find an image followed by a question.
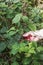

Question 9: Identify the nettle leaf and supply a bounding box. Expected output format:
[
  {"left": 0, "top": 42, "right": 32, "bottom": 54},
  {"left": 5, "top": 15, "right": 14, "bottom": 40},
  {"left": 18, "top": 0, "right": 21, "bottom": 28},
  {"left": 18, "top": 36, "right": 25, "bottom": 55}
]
[
  {"left": 22, "top": 15, "right": 29, "bottom": 22},
  {"left": 19, "top": 43, "right": 26, "bottom": 52},
  {"left": 11, "top": 43, "right": 19, "bottom": 55},
  {"left": 29, "top": 47, "right": 35, "bottom": 54},
  {"left": 28, "top": 42, "right": 37, "bottom": 48},
  {"left": 28, "top": 22, "right": 36, "bottom": 31},
  {"left": 28, "top": 42, "right": 35, "bottom": 49},
  {"left": 27, "top": 42, "right": 36, "bottom": 54},
  {"left": 0, "top": 42, "right": 6, "bottom": 52},
  {"left": 12, "top": 13, "right": 22, "bottom": 24}
]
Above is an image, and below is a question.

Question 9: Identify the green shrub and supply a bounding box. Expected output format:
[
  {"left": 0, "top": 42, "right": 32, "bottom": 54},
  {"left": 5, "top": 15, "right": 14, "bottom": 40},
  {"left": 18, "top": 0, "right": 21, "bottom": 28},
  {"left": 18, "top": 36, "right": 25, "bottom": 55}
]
[{"left": 0, "top": 0, "right": 43, "bottom": 65}]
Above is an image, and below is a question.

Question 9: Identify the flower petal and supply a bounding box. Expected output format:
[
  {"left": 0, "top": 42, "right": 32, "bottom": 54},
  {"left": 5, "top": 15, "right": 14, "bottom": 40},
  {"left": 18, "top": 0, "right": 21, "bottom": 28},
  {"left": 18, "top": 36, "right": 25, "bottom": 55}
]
[{"left": 23, "top": 29, "right": 43, "bottom": 41}]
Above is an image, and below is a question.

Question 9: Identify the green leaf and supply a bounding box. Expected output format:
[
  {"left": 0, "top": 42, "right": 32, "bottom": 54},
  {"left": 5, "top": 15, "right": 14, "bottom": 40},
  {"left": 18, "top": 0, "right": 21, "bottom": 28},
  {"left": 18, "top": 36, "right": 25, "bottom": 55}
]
[
  {"left": 23, "top": 58, "right": 32, "bottom": 65},
  {"left": 28, "top": 42, "right": 33, "bottom": 49},
  {"left": 19, "top": 43, "right": 26, "bottom": 52},
  {"left": 37, "top": 46, "right": 43, "bottom": 52},
  {"left": 25, "top": 53, "right": 31, "bottom": 57},
  {"left": 29, "top": 47, "right": 35, "bottom": 54},
  {"left": 40, "top": 54, "right": 43, "bottom": 60},
  {"left": 9, "top": 27, "right": 15, "bottom": 31},
  {"left": 11, "top": 43, "right": 19, "bottom": 55},
  {"left": 12, "top": 13, "right": 22, "bottom": 24},
  {"left": 11, "top": 61, "right": 19, "bottom": 65},
  {"left": 0, "top": 11, "right": 6, "bottom": 15},
  {"left": 33, "top": 60, "right": 40, "bottom": 65},
  {"left": 0, "top": 27, "right": 7, "bottom": 33},
  {"left": 7, "top": 30, "right": 19, "bottom": 37},
  {"left": 29, "top": 42, "right": 37, "bottom": 48},
  {"left": 7, "top": 27, "right": 15, "bottom": 33},
  {"left": 0, "top": 42, "right": 6, "bottom": 52},
  {"left": 40, "top": 23, "right": 43, "bottom": 28},
  {"left": 28, "top": 22, "right": 36, "bottom": 31},
  {"left": 8, "top": 31, "right": 15, "bottom": 36},
  {"left": 22, "top": 15, "right": 29, "bottom": 22},
  {"left": 13, "top": 0, "right": 20, "bottom": 3},
  {"left": 0, "top": 3, "right": 8, "bottom": 7}
]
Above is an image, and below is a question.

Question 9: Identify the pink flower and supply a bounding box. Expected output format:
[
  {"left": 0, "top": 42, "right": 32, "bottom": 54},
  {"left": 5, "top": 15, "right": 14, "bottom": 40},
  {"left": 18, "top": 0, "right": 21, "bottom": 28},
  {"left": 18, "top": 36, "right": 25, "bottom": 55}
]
[{"left": 23, "top": 29, "right": 43, "bottom": 41}]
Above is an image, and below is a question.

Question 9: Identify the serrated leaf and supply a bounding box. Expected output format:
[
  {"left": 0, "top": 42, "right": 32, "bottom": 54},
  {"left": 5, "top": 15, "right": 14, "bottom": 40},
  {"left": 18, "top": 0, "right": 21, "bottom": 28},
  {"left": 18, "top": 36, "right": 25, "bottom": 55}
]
[
  {"left": 11, "top": 43, "right": 19, "bottom": 55},
  {"left": 19, "top": 43, "right": 26, "bottom": 52},
  {"left": 29, "top": 47, "right": 35, "bottom": 54}
]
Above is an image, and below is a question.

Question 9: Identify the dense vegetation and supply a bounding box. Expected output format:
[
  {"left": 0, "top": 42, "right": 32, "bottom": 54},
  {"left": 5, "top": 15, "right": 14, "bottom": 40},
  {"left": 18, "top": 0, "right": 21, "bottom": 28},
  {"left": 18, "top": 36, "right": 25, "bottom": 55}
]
[{"left": 0, "top": 0, "right": 43, "bottom": 65}]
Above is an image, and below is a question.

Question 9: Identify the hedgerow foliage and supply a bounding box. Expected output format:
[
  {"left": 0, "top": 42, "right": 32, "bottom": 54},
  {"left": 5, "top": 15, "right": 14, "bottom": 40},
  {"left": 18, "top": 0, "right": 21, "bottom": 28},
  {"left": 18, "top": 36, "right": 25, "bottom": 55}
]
[{"left": 0, "top": 0, "right": 43, "bottom": 65}]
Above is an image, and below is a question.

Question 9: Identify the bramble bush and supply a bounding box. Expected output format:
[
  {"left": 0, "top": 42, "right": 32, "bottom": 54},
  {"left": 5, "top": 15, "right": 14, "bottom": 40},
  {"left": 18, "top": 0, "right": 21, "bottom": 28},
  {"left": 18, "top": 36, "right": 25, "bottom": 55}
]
[{"left": 0, "top": 0, "right": 43, "bottom": 65}]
